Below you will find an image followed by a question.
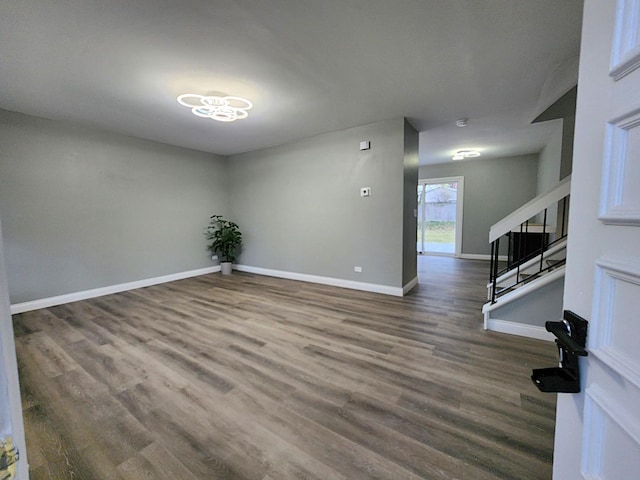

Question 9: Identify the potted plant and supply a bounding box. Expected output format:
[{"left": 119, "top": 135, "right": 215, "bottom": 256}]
[{"left": 205, "top": 214, "right": 242, "bottom": 275}]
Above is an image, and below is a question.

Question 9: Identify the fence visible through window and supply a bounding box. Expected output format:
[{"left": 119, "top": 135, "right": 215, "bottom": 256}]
[{"left": 417, "top": 181, "right": 457, "bottom": 254}]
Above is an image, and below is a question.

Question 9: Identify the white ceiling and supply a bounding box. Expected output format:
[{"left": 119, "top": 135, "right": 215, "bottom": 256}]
[{"left": 0, "top": 0, "right": 583, "bottom": 165}]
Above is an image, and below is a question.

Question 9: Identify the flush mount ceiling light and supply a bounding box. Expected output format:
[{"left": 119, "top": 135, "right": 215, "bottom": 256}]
[
  {"left": 452, "top": 150, "right": 481, "bottom": 160},
  {"left": 177, "top": 94, "right": 253, "bottom": 122},
  {"left": 456, "top": 118, "right": 468, "bottom": 127}
]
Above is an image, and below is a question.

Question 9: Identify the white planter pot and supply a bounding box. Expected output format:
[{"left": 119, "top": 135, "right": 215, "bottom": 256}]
[{"left": 220, "top": 262, "right": 233, "bottom": 275}]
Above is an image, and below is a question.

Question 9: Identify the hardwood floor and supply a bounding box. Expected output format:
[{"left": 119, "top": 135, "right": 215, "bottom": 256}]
[{"left": 14, "top": 255, "right": 558, "bottom": 479}]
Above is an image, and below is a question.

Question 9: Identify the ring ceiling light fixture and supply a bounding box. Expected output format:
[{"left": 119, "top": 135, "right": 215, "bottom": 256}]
[
  {"left": 452, "top": 150, "right": 481, "bottom": 160},
  {"left": 177, "top": 94, "right": 253, "bottom": 122}
]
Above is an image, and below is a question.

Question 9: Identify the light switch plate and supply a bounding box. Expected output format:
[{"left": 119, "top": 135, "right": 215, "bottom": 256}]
[
  {"left": 360, "top": 187, "right": 371, "bottom": 197},
  {"left": 359, "top": 141, "right": 371, "bottom": 151}
]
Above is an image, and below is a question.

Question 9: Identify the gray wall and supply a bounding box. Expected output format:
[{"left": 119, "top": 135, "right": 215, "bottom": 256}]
[
  {"left": 537, "top": 121, "right": 563, "bottom": 228},
  {"left": 228, "top": 118, "right": 407, "bottom": 288},
  {"left": 418, "top": 154, "right": 539, "bottom": 256},
  {"left": 0, "top": 110, "right": 228, "bottom": 303},
  {"left": 534, "top": 85, "right": 576, "bottom": 182},
  {"left": 491, "top": 276, "right": 564, "bottom": 327},
  {"left": 537, "top": 120, "right": 563, "bottom": 195},
  {"left": 402, "top": 119, "right": 419, "bottom": 285},
  {"left": 534, "top": 87, "right": 577, "bottom": 235},
  {"left": 560, "top": 114, "right": 575, "bottom": 180}
]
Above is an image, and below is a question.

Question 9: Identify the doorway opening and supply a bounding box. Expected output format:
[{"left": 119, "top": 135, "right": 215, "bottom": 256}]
[{"left": 417, "top": 176, "right": 464, "bottom": 256}]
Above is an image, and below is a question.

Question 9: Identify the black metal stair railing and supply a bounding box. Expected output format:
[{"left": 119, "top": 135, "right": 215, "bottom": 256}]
[{"left": 489, "top": 195, "right": 569, "bottom": 304}]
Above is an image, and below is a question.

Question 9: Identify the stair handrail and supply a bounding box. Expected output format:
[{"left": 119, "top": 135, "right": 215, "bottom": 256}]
[{"left": 489, "top": 175, "right": 572, "bottom": 243}]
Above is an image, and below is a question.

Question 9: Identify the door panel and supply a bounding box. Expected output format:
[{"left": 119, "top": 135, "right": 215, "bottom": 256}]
[
  {"left": 591, "top": 258, "right": 640, "bottom": 388},
  {"left": 610, "top": 0, "right": 640, "bottom": 80}
]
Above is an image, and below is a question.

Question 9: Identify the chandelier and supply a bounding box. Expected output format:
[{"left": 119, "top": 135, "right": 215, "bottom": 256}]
[{"left": 177, "top": 94, "right": 253, "bottom": 122}]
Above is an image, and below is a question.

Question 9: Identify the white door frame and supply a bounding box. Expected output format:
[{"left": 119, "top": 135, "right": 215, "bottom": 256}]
[
  {"left": 0, "top": 217, "right": 28, "bottom": 478},
  {"left": 418, "top": 176, "right": 464, "bottom": 257}
]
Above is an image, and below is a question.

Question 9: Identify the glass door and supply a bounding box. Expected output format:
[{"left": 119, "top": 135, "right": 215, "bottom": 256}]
[{"left": 417, "top": 177, "right": 463, "bottom": 256}]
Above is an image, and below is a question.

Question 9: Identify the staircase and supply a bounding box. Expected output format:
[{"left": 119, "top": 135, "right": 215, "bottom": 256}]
[{"left": 482, "top": 176, "right": 571, "bottom": 341}]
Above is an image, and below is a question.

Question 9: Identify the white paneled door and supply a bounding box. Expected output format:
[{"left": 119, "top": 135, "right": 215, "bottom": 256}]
[
  {"left": 0, "top": 217, "right": 27, "bottom": 479},
  {"left": 553, "top": 0, "right": 640, "bottom": 478}
]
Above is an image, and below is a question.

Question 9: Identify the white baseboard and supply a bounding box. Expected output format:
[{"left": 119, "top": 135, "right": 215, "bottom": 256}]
[
  {"left": 12, "top": 263, "right": 413, "bottom": 314},
  {"left": 459, "top": 254, "right": 508, "bottom": 261},
  {"left": 234, "top": 264, "right": 404, "bottom": 297},
  {"left": 485, "top": 317, "right": 554, "bottom": 342},
  {"left": 403, "top": 276, "right": 419, "bottom": 295},
  {"left": 10, "top": 266, "right": 221, "bottom": 314},
  {"left": 419, "top": 251, "right": 455, "bottom": 258}
]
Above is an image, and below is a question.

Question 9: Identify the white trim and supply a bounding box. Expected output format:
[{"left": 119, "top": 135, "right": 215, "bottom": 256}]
[
  {"left": 592, "top": 347, "right": 640, "bottom": 391},
  {"left": 421, "top": 251, "right": 456, "bottom": 258},
  {"left": 599, "top": 107, "right": 640, "bottom": 225},
  {"left": 581, "top": 389, "right": 605, "bottom": 480},
  {"left": 490, "top": 176, "right": 571, "bottom": 242},
  {"left": 610, "top": 0, "right": 640, "bottom": 80},
  {"left": 590, "top": 256, "right": 640, "bottom": 390},
  {"left": 460, "top": 253, "right": 508, "bottom": 261},
  {"left": 418, "top": 176, "right": 462, "bottom": 185},
  {"left": 234, "top": 264, "right": 404, "bottom": 297},
  {"left": 455, "top": 177, "right": 464, "bottom": 257},
  {"left": 11, "top": 264, "right": 411, "bottom": 315},
  {"left": 582, "top": 384, "right": 640, "bottom": 477},
  {"left": 610, "top": 38, "right": 640, "bottom": 81},
  {"left": 10, "top": 266, "right": 221, "bottom": 314},
  {"left": 403, "top": 276, "right": 419, "bottom": 295},
  {"left": 484, "top": 318, "right": 555, "bottom": 342}
]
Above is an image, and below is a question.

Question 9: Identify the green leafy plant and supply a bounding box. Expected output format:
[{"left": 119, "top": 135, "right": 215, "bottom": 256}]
[{"left": 205, "top": 215, "right": 243, "bottom": 263}]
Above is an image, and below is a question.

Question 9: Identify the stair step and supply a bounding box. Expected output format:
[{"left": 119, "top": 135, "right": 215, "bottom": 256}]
[{"left": 546, "top": 259, "right": 564, "bottom": 267}]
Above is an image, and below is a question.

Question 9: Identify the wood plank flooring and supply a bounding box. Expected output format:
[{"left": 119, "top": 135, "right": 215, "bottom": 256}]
[{"left": 14, "top": 255, "right": 558, "bottom": 479}]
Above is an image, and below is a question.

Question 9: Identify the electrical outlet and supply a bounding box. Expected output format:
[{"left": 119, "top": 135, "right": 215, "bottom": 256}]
[
  {"left": 354, "top": 266, "right": 362, "bottom": 272},
  {"left": 211, "top": 255, "right": 218, "bottom": 261}
]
